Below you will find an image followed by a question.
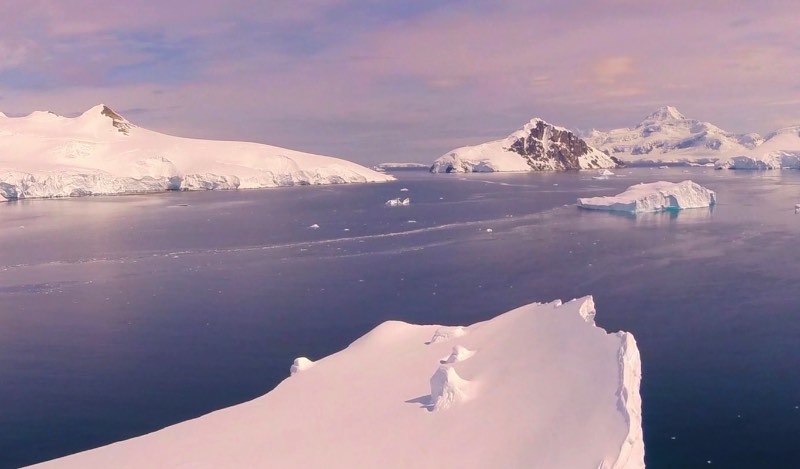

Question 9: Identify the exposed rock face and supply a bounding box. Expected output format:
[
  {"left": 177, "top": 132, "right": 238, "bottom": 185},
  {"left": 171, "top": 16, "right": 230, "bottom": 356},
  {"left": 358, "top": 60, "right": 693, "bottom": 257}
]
[
  {"left": 507, "top": 119, "right": 623, "bottom": 170},
  {"left": 430, "top": 118, "right": 620, "bottom": 173},
  {"left": 100, "top": 105, "right": 134, "bottom": 134}
]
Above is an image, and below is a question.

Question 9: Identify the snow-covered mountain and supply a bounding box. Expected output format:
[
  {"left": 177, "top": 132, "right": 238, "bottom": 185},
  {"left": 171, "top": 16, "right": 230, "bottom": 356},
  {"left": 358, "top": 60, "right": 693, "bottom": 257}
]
[
  {"left": 717, "top": 126, "right": 800, "bottom": 169},
  {"left": 431, "top": 118, "right": 621, "bottom": 173},
  {"left": 0, "top": 105, "right": 393, "bottom": 200},
  {"left": 30, "top": 296, "right": 643, "bottom": 469},
  {"left": 586, "top": 106, "right": 760, "bottom": 166}
]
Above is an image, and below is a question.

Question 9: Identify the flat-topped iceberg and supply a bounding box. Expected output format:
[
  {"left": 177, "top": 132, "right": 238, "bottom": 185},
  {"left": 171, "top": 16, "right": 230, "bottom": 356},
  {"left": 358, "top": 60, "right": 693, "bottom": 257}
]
[
  {"left": 0, "top": 104, "right": 393, "bottom": 201},
  {"left": 30, "top": 297, "right": 643, "bottom": 469},
  {"left": 578, "top": 180, "right": 716, "bottom": 213}
]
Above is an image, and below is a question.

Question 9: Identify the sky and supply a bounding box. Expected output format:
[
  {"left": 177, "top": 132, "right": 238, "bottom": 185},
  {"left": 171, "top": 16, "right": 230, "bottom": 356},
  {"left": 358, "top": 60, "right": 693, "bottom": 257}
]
[{"left": 0, "top": 0, "right": 798, "bottom": 165}]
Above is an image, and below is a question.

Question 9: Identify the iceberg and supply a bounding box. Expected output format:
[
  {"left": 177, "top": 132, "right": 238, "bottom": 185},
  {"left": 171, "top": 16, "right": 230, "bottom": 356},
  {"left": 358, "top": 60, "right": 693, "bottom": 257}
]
[
  {"left": 385, "top": 197, "right": 411, "bottom": 206},
  {"left": 0, "top": 104, "right": 393, "bottom": 201},
  {"left": 577, "top": 180, "right": 716, "bottom": 213},
  {"left": 29, "top": 297, "right": 644, "bottom": 469}
]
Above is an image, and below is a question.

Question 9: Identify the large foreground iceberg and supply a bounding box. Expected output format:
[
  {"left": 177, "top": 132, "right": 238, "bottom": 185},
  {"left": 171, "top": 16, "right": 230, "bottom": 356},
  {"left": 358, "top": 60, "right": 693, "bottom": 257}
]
[
  {"left": 30, "top": 297, "right": 644, "bottom": 469},
  {"left": 578, "top": 180, "right": 716, "bottom": 213},
  {"left": 0, "top": 105, "right": 393, "bottom": 201}
]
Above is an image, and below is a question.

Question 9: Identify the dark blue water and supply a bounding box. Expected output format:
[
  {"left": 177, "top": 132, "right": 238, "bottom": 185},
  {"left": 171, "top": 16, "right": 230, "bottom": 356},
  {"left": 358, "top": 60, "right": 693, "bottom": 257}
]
[{"left": 1, "top": 168, "right": 799, "bottom": 468}]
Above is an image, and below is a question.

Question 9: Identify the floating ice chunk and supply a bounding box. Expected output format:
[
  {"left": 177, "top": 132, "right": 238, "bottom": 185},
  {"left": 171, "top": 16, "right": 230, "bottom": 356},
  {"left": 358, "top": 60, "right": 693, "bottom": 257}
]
[
  {"left": 428, "top": 326, "right": 467, "bottom": 344},
  {"left": 598, "top": 169, "right": 615, "bottom": 176},
  {"left": 400, "top": 188, "right": 409, "bottom": 192},
  {"left": 385, "top": 197, "right": 411, "bottom": 206},
  {"left": 577, "top": 180, "right": 716, "bottom": 213},
  {"left": 485, "top": 228, "right": 493, "bottom": 233},
  {"left": 290, "top": 357, "right": 315, "bottom": 375},
  {"left": 429, "top": 365, "right": 470, "bottom": 411},
  {"left": 441, "top": 345, "right": 476, "bottom": 364},
  {"left": 308, "top": 223, "right": 320, "bottom": 229}
]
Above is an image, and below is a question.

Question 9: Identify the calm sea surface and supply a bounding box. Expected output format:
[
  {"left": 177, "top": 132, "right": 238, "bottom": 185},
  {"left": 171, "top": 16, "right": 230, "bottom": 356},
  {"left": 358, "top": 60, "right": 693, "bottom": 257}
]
[{"left": 1, "top": 168, "right": 798, "bottom": 468}]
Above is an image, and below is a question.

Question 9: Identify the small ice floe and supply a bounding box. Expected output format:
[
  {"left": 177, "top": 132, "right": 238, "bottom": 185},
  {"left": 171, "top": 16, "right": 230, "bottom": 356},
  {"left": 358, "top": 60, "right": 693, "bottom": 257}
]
[
  {"left": 592, "top": 169, "right": 615, "bottom": 180},
  {"left": 290, "top": 357, "right": 315, "bottom": 376},
  {"left": 485, "top": 228, "right": 493, "bottom": 233},
  {"left": 407, "top": 220, "right": 417, "bottom": 223},
  {"left": 659, "top": 165, "right": 669, "bottom": 169},
  {"left": 308, "top": 224, "right": 320, "bottom": 229},
  {"left": 344, "top": 228, "right": 350, "bottom": 231},
  {"left": 385, "top": 197, "right": 411, "bottom": 206},
  {"left": 400, "top": 188, "right": 409, "bottom": 192}
]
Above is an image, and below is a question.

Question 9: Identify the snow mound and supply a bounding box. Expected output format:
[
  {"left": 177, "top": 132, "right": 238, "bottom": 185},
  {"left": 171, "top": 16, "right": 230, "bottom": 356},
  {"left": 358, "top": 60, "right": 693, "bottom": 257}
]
[
  {"left": 289, "top": 357, "right": 315, "bottom": 375},
  {"left": 427, "top": 326, "right": 467, "bottom": 344},
  {"left": 440, "top": 345, "right": 476, "bottom": 364},
  {"left": 31, "top": 297, "right": 644, "bottom": 469},
  {"left": 429, "top": 365, "right": 471, "bottom": 411},
  {"left": 0, "top": 104, "right": 393, "bottom": 201},
  {"left": 431, "top": 118, "right": 619, "bottom": 173},
  {"left": 577, "top": 180, "right": 716, "bottom": 213},
  {"left": 385, "top": 197, "right": 411, "bottom": 206}
]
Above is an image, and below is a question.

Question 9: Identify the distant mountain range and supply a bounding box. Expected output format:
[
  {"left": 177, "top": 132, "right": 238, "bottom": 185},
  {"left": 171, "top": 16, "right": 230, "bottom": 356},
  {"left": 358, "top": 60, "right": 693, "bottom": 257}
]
[
  {"left": 429, "top": 106, "right": 800, "bottom": 172},
  {"left": 589, "top": 106, "right": 800, "bottom": 169},
  {"left": 0, "top": 105, "right": 393, "bottom": 201}
]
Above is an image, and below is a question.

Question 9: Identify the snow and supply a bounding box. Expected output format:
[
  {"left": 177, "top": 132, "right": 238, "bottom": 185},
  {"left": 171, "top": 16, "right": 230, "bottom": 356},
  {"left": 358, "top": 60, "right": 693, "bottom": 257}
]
[
  {"left": 385, "top": 197, "right": 411, "bottom": 206},
  {"left": 578, "top": 180, "right": 716, "bottom": 213},
  {"left": 289, "top": 357, "right": 315, "bottom": 375},
  {"left": 29, "top": 296, "right": 643, "bottom": 469},
  {"left": 375, "top": 162, "right": 431, "bottom": 170},
  {"left": 0, "top": 104, "right": 393, "bottom": 201},
  {"left": 431, "top": 117, "right": 618, "bottom": 173}
]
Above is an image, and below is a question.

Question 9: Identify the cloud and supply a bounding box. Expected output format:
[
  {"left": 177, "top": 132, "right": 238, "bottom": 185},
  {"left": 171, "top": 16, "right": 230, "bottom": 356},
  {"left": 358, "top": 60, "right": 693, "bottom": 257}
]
[
  {"left": 592, "top": 56, "right": 636, "bottom": 85},
  {"left": 0, "top": 0, "right": 799, "bottom": 164}
]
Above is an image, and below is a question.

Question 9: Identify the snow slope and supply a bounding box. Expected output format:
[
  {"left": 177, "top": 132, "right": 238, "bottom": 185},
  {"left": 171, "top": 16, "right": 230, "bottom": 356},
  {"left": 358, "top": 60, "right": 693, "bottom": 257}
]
[
  {"left": 716, "top": 126, "right": 800, "bottom": 169},
  {"left": 0, "top": 105, "right": 393, "bottom": 200},
  {"left": 431, "top": 118, "right": 620, "bottom": 173},
  {"left": 578, "top": 180, "right": 716, "bottom": 213},
  {"left": 586, "top": 106, "right": 758, "bottom": 166},
  {"left": 30, "top": 297, "right": 644, "bottom": 469}
]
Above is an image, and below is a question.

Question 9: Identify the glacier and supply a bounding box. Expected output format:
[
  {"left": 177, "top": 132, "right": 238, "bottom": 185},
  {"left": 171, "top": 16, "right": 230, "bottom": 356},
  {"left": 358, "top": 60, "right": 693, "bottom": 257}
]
[
  {"left": 431, "top": 118, "right": 620, "bottom": 173},
  {"left": 29, "top": 297, "right": 644, "bottom": 469},
  {"left": 0, "top": 105, "right": 393, "bottom": 201},
  {"left": 577, "top": 180, "right": 716, "bottom": 213}
]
